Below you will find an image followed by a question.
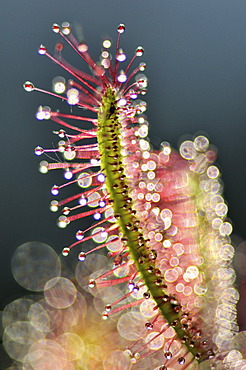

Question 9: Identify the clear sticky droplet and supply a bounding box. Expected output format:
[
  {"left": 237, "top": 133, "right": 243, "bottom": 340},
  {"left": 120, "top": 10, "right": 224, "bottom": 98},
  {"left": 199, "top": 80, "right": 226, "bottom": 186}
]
[
  {"left": 51, "top": 185, "right": 59, "bottom": 196},
  {"left": 38, "top": 44, "right": 47, "bottom": 55},
  {"left": 118, "top": 97, "right": 127, "bottom": 106},
  {"left": 102, "top": 312, "right": 109, "bottom": 320},
  {"left": 97, "top": 173, "right": 105, "bottom": 183},
  {"left": 178, "top": 357, "right": 185, "bottom": 365},
  {"left": 135, "top": 46, "right": 144, "bottom": 57},
  {"left": 116, "top": 49, "right": 126, "bottom": 62},
  {"left": 64, "top": 169, "right": 73, "bottom": 180},
  {"left": 78, "top": 252, "right": 86, "bottom": 261},
  {"left": 117, "top": 24, "right": 125, "bottom": 34},
  {"left": 62, "top": 207, "right": 70, "bottom": 216},
  {"left": 35, "top": 146, "right": 44, "bottom": 156},
  {"left": 93, "top": 212, "right": 101, "bottom": 220},
  {"left": 164, "top": 351, "right": 172, "bottom": 359},
  {"left": 105, "top": 304, "right": 111, "bottom": 312},
  {"left": 76, "top": 230, "right": 84, "bottom": 241},
  {"left": 57, "top": 129, "right": 66, "bottom": 138},
  {"left": 129, "top": 90, "right": 138, "bottom": 99},
  {"left": 99, "top": 200, "right": 106, "bottom": 207},
  {"left": 88, "top": 279, "right": 96, "bottom": 288},
  {"left": 79, "top": 196, "right": 87, "bottom": 206},
  {"left": 145, "top": 322, "right": 153, "bottom": 330},
  {"left": 62, "top": 247, "right": 70, "bottom": 256},
  {"left": 52, "top": 23, "right": 60, "bottom": 33},
  {"left": 23, "top": 81, "right": 34, "bottom": 92}
]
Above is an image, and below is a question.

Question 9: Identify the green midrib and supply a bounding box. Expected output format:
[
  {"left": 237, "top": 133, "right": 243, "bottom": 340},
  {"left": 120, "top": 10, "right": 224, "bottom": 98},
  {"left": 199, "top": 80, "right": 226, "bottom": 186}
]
[{"left": 97, "top": 87, "right": 202, "bottom": 363}]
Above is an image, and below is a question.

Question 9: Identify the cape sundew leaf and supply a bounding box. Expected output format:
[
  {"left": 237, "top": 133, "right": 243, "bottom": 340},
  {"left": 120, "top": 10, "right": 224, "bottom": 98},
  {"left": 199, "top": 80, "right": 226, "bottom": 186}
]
[{"left": 18, "top": 22, "right": 246, "bottom": 369}]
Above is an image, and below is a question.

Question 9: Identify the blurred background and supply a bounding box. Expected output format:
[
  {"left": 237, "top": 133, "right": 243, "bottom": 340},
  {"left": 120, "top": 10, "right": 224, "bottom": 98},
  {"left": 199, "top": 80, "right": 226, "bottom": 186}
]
[{"left": 1, "top": 0, "right": 246, "bottom": 341}]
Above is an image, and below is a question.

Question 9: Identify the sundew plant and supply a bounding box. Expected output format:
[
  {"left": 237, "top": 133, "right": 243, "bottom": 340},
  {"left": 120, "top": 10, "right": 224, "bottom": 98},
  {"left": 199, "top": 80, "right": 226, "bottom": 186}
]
[{"left": 3, "top": 22, "right": 246, "bottom": 369}]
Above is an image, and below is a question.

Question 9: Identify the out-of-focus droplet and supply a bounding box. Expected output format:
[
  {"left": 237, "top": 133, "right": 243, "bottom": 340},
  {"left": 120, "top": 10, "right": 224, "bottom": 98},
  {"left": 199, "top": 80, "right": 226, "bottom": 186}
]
[
  {"left": 194, "top": 135, "right": 209, "bottom": 152},
  {"left": 139, "top": 62, "right": 146, "bottom": 71},
  {"left": 52, "top": 76, "right": 66, "bottom": 94},
  {"left": 57, "top": 332, "right": 85, "bottom": 361},
  {"left": 39, "top": 160, "right": 48, "bottom": 174},
  {"left": 44, "top": 277, "right": 77, "bottom": 309},
  {"left": 103, "top": 39, "right": 111, "bottom": 48},
  {"left": 180, "top": 140, "right": 196, "bottom": 160},
  {"left": 117, "top": 70, "right": 127, "bottom": 83},
  {"left": 78, "top": 172, "right": 92, "bottom": 188},
  {"left": 207, "top": 165, "right": 219, "bottom": 179},
  {"left": 61, "top": 21, "right": 71, "bottom": 35},
  {"left": 36, "top": 105, "right": 51, "bottom": 120},
  {"left": 50, "top": 200, "right": 59, "bottom": 212},
  {"left": 117, "top": 312, "right": 145, "bottom": 340},
  {"left": 11, "top": 242, "right": 61, "bottom": 291}
]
